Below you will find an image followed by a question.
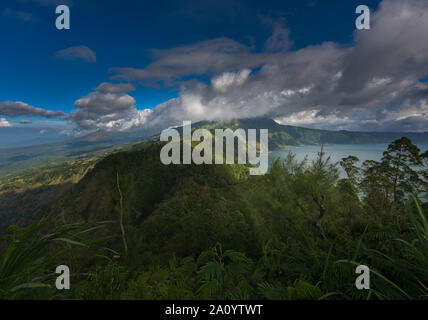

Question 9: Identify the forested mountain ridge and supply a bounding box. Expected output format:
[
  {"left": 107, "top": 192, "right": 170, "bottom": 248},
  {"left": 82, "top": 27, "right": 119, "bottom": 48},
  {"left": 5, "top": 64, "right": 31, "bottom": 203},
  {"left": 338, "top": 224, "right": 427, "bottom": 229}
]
[
  {"left": 1, "top": 117, "right": 427, "bottom": 179},
  {"left": 0, "top": 134, "right": 427, "bottom": 299},
  {"left": 193, "top": 118, "right": 428, "bottom": 148}
]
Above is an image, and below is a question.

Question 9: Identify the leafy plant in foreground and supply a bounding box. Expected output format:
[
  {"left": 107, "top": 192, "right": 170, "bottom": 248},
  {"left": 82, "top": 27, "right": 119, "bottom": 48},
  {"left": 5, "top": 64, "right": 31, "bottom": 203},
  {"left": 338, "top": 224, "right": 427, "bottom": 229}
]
[{"left": 0, "top": 221, "right": 110, "bottom": 299}]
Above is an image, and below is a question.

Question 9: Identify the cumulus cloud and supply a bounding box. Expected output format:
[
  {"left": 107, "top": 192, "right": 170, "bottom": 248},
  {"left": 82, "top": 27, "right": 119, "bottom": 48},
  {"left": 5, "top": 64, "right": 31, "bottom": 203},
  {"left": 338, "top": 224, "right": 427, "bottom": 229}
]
[
  {"left": 55, "top": 46, "right": 97, "bottom": 64},
  {"left": 0, "top": 101, "right": 65, "bottom": 118},
  {"left": 107, "top": 0, "right": 428, "bottom": 132},
  {"left": 136, "top": 41, "right": 347, "bottom": 129},
  {"left": 19, "top": 119, "right": 32, "bottom": 124},
  {"left": 67, "top": 82, "right": 152, "bottom": 131},
  {"left": 0, "top": 118, "right": 12, "bottom": 128}
]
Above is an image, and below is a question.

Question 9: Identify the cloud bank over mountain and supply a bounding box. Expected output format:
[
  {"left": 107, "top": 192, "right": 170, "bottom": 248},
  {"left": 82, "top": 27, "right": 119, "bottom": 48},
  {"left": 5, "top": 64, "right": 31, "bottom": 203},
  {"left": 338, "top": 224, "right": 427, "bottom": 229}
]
[{"left": 123, "top": 0, "right": 428, "bottom": 132}]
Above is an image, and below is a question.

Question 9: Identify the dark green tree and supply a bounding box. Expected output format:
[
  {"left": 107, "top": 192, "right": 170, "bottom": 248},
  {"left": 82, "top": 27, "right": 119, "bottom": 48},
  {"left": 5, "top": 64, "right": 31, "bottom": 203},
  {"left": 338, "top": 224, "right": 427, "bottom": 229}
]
[
  {"left": 270, "top": 147, "right": 339, "bottom": 240},
  {"left": 360, "top": 160, "right": 393, "bottom": 214},
  {"left": 381, "top": 137, "right": 422, "bottom": 209},
  {"left": 340, "top": 156, "right": 360, "bottom": 181}
]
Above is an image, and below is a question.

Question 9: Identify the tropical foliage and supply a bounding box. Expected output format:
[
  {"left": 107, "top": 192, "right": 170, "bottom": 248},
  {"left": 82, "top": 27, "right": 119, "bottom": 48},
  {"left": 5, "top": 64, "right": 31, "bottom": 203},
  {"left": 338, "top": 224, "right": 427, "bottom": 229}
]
[{"left": 0, "top": 136, "right": 427, "bottom": 300}]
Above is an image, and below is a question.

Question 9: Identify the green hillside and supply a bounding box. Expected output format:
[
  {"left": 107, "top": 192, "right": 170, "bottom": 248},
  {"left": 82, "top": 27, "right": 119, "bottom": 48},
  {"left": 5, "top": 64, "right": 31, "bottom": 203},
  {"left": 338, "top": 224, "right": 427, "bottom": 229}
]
[
  {"left": 0, "top": 137, "right": 427, "bottom": 300},
  {"left": 1, "top": 117, "right": 427, "bottom": 180}
]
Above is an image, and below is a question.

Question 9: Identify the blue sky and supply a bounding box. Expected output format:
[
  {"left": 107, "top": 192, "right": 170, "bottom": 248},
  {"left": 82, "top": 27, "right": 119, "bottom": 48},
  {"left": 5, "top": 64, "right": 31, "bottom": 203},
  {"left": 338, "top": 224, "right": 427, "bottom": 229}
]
[
  {"left": 1, "top": 0, "right": 428, "bottom": 134},
  {"left": 1, "top": 0, "right": 381, "bottom": 112}
]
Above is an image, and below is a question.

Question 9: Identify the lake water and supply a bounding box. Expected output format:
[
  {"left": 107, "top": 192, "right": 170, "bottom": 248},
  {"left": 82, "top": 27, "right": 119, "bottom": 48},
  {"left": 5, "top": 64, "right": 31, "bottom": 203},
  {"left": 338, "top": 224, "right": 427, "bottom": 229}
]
[{"left": 270, "top": 144, "right": 428, "bottom": 177}]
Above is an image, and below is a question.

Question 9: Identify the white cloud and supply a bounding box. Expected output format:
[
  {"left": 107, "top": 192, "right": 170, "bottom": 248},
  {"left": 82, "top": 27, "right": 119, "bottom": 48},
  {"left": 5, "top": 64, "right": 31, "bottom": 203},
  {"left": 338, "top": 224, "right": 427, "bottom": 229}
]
[
  {"left": 275, "top": 110, "right": 354, "bottom": 130},
  {"left": 367, "top": 77, "right": 392, "bottom": 88},
  {"left": 103, "top": 109, "right": 153, "bottom": 131},
  {"left": 0, "top": 118, "right": 12, "bottom": 127},
  {"left": 212, "top": 69, "right": 251, "bottom": 92}
]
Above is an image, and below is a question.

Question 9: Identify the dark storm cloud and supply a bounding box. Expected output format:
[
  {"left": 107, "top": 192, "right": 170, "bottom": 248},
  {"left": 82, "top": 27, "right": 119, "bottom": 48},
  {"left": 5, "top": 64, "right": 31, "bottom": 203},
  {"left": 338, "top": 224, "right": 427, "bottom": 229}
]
[
  {"left": 0, "top": 101, "right": 65, "bottom": 118},
  {"left": 110, "top": 37, "right": 274, "bottom": 87},
  {"left": 337, "top": 0, "right": 428, "bottom": 96}
]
